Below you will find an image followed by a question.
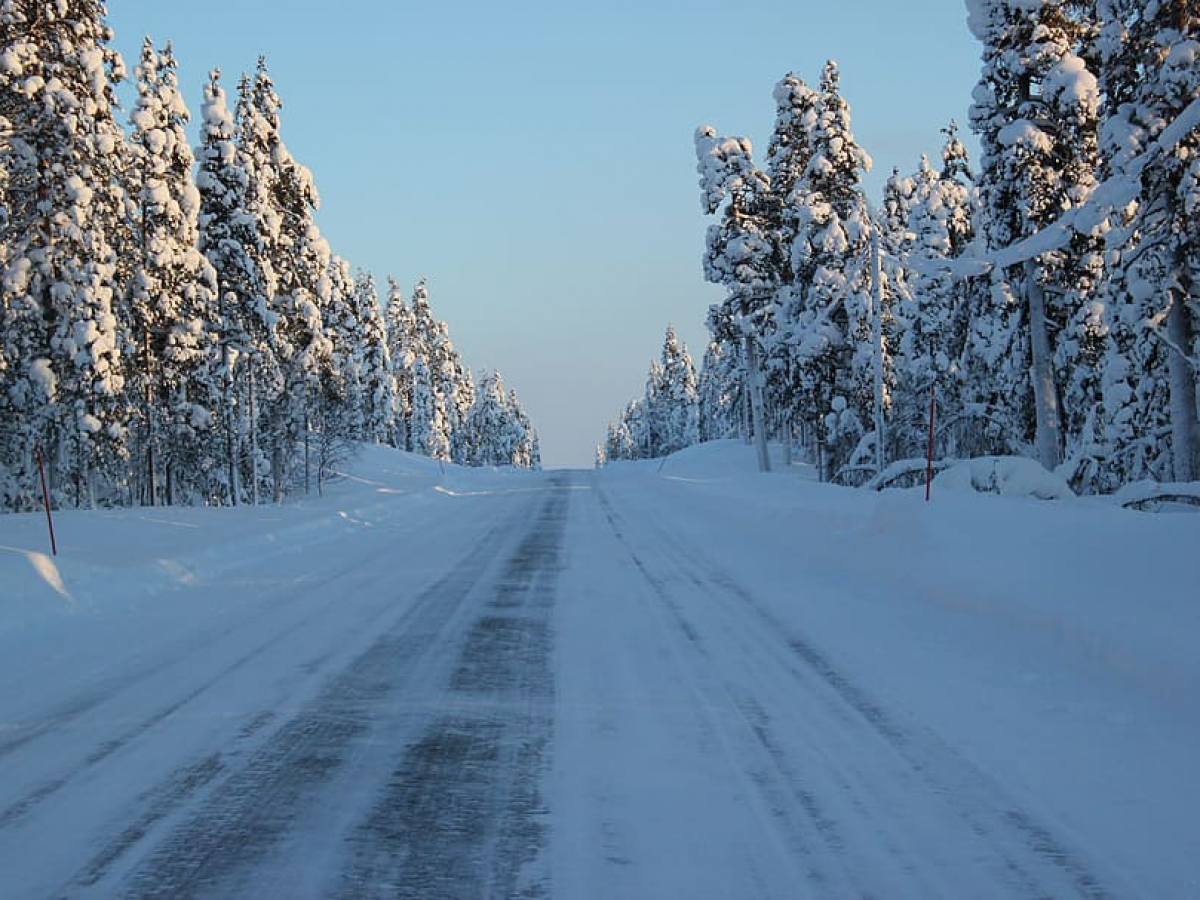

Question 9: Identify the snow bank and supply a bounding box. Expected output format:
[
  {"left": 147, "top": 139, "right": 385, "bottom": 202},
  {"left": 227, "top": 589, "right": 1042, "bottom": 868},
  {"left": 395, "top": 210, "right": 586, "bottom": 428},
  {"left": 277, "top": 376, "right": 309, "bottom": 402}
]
[
  {"left": 934, "top": 455, "right": 1075, "bottom": 499},
  {"left": 0, "top": 444, "right": 534, "bottom": 640}
]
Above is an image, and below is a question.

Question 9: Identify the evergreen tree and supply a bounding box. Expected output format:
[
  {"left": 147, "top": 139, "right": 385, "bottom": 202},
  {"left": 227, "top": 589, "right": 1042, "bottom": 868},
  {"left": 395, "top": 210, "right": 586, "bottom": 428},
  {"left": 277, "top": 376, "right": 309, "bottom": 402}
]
[
  {"left": 127, "top": 38, "right": 220, "bottom": 505},
  {"left": 0, "top": 0, "right": 131, "bottom": 507},
  {"left": 507, "top": 387, "right": 539, "bottom": 469},
  {"left": 318, "top": 256, "right": 362, "bottom": 442},
  {"left": 778, "top": 61, "right": 875, "bottom": 480},
  {"left": 651, "top": 325, "right": 700, "bottom": 456},
  {"left": 1095, "top": 0, "right": 1200, "bottom": 483},
  {"left": 966, "top": 0, "right": 1103, "bottom": 472},
  {"left": 232, "top": 61, "right": 287, "bottom": 500},
  {"left": 893, "top": 125, "right": 978, "bottom": 459},
  {"left": 350, "top": 269, "right": 395, "bottom": 444},
  {"left": 697, "top": 337, "right": 744, "bottom": 442},
  {"left": 384, "top": 276, "right": 416, "bottom": 450},
  {"left": 463, "top": 370, "right": 513, "bottom": 466},
  {"left": 407, "top": 356, "right": 440, "bottom": 459},
  {"left": 694, "top": 123, "right": 777, "bottom": 469},
  {"left": 196, "top": 67, "right": 261, "bottom": 504},
  {"left": 406, "top": 280, "right": 468, "bottom": 463}
]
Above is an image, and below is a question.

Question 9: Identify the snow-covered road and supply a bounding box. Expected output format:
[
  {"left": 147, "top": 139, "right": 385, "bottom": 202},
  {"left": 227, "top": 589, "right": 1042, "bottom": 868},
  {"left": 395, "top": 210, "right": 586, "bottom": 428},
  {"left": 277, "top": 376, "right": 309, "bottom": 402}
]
[{"left": 0, "top": 444, "right": 1196, "bottom": 898}]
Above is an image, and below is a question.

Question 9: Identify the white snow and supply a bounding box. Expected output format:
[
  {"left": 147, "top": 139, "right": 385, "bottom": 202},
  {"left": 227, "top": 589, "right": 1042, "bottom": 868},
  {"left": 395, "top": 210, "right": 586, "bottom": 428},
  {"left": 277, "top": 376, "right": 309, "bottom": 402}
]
[{"left": 0, "top": 440, "right": 1195, "bottom": 897}]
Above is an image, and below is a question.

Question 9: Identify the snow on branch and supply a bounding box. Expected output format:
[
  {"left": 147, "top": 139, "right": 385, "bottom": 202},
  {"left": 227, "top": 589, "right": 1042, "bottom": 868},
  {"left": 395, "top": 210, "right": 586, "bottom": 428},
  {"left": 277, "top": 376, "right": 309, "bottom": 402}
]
[
  {"left": 1112, "top": 480, "right": 1200, "bottom": 511},
  {"left": 910, "top": 94, "right": 1200, "bottom": 278}
]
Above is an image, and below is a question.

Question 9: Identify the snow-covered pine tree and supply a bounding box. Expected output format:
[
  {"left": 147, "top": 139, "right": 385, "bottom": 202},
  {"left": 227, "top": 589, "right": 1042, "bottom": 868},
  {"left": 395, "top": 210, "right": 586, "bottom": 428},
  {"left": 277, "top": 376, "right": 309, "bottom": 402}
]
[
  {"left": 966, "top": 0, "right": 1103, "bottom": 474},
  {"left": 350, "top": 269, "right": 394, "bottom": 444},
  {"left": 127, "top": 38, "right": 221, "bottom": 505},
  {"left": 232, "top": 61, "right": 288, "bottom": 501},
  {"left": 407, "top": 355, "right": 441, "bottom": 459},
  {"left": 694, "top": 123, "right": 778, "bottom": 470},
  {"left": 1095, "top": 0, "right": 1200, "bottom": 484},
  {"left": 603, "top": 326, "right": 700, "bottom": 461},
  {"left": 317, "top": 255, "right": 362, "bottom": 442},
  {"left": 892, "top": 124, "right": 978, "bottom": 459},
  {"left": 196, "top": 67, "right": 262, "bottom": 504},
  {"left": 0, "top": 0, "right": 131, "bottom": 508},
  {"left": 620, "top": 399, "right": 648, "bottom": 460},
  {"left": 697, "top": 336, "right": 744, "bottom": 442},
  {"left": 653, "top": 325, "right": 700, "bottom": 456},
  {"left": 762, "top": 72, "right": 819, "bottom": 437},
  {"left": 507, "top": 386, "right": 539, "bottom": 469},
  {"left": 698, "top": 304, "right": 750, "bottom": 442},
  {"left": 641, "top": 359, "right": 666, "bottom": 459},
  {"left": 384, "top": 276, "right": 416, "bottom": 450},
  {"left": 407, "top": 279, "right": 464, "bottom": 463},
  {"left": 244, "top": 58, "right": 334, "bottom": 500},
  {"left": 778, "top": 61, "right": 875, "bottom": 481},
  {"left": 463, "top": 370, "right": 512, "bottom": 467}
]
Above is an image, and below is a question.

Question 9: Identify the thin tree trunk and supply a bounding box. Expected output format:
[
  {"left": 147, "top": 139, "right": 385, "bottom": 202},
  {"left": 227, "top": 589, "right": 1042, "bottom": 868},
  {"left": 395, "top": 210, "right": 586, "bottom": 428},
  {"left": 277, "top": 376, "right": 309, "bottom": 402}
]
[
  {"left": 871, "top": 227, "right": 886, "bottom": 475},
  {"left": 249, "top": 358, "right": 259, "bottom": 506},
  {"left": 744, "top": 334, "right": 771, "bottom": 473},
  {"left": 226, "top": 360, "right": 239, "bottom": 506},
  {"left": 1023, "top": 260, "right": 1062, "bottom": 471},
  {"left": 1166, "top": 286, "right": 1199, "bottom": 482}
]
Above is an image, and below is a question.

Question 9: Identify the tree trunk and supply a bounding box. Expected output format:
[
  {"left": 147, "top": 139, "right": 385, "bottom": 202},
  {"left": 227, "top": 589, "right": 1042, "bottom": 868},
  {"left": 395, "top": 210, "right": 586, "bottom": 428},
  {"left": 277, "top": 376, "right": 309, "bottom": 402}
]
[
  {"left": 226, "top": 365, "right": 239, "bottom": 506},
  {"left": 1166, "top": 286, "right": 1199, "bottom": 482},
  {"left": 744, "top": 334, "right": 771, "bottom": 473},
  {"left": 871, "top": 227, "right": 886, "bottom": 475},
  {"left": 249, "top": 359, "right": 259, "bottom": 506},
  {"left": 1023, "top": 260, "right": 1063, "bottom": 471}
]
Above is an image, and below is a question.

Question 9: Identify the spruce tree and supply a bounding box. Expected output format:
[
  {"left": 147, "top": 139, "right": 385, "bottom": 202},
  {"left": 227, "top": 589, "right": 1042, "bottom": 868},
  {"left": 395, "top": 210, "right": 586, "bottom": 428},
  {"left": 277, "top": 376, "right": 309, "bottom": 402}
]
[
  {"left": 196, "top": 67, "right": 261, "bottom": 504},
  {"left": 967, "top": 0, "right": 1103, "bottom": 472},
  {"left": 0, "top": 0, "right": 131, "bottom": 507},
  {"left": 127, "top": 38, "right": 220, "bottom": 505},
  {"left": 350, "top": 269, "right": 395, "bottom": 444},
  {"left": 893, "top": 125, "right": 978, "bottom": 459},
  {"left": 779, "top": 61, "right": 875, "bottom": 479},
  {"left": 1095, "top": 0, "right": 1200, "bottom": 483},
  {"left": 384, "top": 276, "right": 416, "bottom": 450}
]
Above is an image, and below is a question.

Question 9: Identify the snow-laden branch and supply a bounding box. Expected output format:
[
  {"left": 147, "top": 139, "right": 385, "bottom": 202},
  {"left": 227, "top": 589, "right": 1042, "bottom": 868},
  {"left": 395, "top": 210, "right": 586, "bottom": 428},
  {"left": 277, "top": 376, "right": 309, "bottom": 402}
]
[{"left": 909, "top": 94, "right": 1200, "bottom": 278}]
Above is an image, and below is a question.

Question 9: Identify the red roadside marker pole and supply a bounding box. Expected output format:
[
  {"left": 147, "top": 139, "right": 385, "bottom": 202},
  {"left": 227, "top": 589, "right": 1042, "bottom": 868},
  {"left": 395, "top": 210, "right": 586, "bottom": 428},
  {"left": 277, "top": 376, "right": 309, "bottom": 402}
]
[
  {"left": 35, "top": 447, "right": 57, "bottom": 556},
  {"left": 925, "top": 385, "right": 936, "bottom": 502}
]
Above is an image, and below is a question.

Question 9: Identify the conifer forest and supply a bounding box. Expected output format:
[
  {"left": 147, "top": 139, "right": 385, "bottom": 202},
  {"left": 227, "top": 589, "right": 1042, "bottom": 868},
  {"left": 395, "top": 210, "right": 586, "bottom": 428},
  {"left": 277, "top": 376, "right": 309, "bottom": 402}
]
[
  {"left": 603, "top": 1, "right": 1200, "bottom": 498},
  {"left": 0, "top": 3, "right": 538, "bottom": 512}
]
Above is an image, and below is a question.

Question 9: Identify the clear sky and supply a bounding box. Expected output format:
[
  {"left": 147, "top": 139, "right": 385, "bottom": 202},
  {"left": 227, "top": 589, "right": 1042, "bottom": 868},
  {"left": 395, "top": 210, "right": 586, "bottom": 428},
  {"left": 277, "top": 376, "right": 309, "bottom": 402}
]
[{"left": 107, "top": 1, "right": 983, "bottom": 469}]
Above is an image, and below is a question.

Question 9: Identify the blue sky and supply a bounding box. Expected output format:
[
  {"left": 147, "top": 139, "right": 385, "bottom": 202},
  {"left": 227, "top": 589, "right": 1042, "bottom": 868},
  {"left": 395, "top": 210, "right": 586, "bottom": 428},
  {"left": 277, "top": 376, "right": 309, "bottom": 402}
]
[{"left": 108, "top": 1, "right": 983, "bottom": 468}]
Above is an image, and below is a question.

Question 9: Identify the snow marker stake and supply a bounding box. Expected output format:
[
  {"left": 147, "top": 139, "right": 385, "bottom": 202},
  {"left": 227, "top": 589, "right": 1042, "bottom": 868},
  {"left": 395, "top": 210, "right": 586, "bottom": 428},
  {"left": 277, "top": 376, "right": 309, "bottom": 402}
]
[
  {"left": 36, "top": 446, "right": 58, "bottom": 556},
  {"left": 925, "top": 385, "right": 936, "bottom": 502}
]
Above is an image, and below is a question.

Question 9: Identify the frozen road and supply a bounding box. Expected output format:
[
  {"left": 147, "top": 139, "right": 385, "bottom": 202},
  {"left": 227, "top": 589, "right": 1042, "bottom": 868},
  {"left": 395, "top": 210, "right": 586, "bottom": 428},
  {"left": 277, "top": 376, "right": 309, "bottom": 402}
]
[{"left": 0, "top": 465, "right": 1171, "bottom": 898}]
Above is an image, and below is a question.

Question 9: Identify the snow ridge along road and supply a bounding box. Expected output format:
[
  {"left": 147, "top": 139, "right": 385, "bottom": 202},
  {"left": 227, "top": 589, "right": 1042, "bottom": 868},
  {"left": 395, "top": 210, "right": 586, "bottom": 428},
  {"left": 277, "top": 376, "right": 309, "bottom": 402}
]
[{"left": 0, "top": 447, "right": 1193, "bottom": 898}]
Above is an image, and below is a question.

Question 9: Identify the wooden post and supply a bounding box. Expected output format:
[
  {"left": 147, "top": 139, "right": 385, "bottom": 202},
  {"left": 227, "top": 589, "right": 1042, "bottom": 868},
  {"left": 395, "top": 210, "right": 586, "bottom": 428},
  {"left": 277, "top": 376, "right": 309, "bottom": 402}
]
[{"left": 36, "top": 447, "right": 57, "bottom": 556}]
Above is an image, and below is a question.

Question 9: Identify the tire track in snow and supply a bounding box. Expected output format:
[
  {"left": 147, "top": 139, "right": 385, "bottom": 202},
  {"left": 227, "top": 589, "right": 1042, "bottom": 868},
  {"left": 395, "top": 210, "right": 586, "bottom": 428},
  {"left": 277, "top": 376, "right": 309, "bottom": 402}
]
[
  {"left": 334, "top": 474, "right": 569, "bottom": 900},
  {"left": 68, "top": 500, "right": 527, "bottom": 899},
  {"left": 108, "top": 483, "right": 564, "bottom": 899},
  {"left": 0, "top": 554, "right": 407, "bottom": 832},
  {"left": 0, "top": 529, "right": 399, "bottom": 765},
  {"left": 593, "top": 483, "right": 848, "bottom": 892},
  {"left": 595, "top": 478, "right": 1120, "bottom": 900}
]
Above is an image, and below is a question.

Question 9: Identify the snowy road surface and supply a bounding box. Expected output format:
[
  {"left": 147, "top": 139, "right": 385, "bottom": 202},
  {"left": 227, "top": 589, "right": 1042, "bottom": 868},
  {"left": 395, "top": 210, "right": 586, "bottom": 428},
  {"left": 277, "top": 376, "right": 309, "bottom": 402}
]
[{"left": 0, "top": 445, "right": 1196, "bottom": 898}]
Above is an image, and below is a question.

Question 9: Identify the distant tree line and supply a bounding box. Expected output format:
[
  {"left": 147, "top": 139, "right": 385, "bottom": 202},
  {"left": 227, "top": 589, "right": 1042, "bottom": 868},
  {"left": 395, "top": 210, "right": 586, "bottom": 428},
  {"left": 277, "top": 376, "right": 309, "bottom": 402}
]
[
  {"left": 607, "top": 1, "right": 1198, "bottom": 492},
  {"left": 0, "top": 2, "right": 538, "bottom": 511},
  {"left": 599, "top": 325, "right": 699, "bottom": 464}
]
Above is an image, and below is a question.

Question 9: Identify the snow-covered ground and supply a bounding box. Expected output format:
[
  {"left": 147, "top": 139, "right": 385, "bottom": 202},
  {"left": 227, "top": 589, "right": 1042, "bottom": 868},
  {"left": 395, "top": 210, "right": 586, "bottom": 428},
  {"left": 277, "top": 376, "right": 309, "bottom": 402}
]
[{"left": 0, "top": 441, "right": 1196, "bottom": 898}]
